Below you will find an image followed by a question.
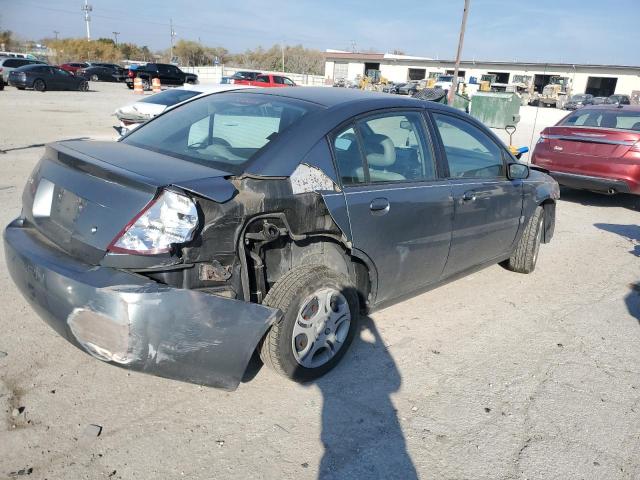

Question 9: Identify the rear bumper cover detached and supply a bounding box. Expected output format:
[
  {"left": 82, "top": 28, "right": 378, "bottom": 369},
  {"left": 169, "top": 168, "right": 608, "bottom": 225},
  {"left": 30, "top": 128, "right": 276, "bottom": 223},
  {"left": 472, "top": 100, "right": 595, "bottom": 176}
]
[{"left": 4, "top": 219, "right": 281, "bottom": 390}]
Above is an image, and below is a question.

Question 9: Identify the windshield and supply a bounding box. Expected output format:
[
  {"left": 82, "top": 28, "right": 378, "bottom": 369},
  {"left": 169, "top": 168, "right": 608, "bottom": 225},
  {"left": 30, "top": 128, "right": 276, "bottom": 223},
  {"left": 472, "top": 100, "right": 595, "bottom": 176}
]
[
  {"left": 139, "top": 88, "right": 202, "bottom": 106},
  {"left": 438, "top": 75, "right": 453, "bottom": 82},
  {"left": 562, "top": 109, "right": 640, "bottom": 130},
  {"left": 123, "top": 92, "right": 317, "bottom": 173}
]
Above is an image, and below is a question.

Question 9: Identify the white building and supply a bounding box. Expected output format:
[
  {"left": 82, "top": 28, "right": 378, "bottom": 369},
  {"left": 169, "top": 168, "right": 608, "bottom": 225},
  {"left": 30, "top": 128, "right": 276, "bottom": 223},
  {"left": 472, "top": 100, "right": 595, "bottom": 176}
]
[{"left": 324, "top": 51, "right": 640, "bottom": 97}]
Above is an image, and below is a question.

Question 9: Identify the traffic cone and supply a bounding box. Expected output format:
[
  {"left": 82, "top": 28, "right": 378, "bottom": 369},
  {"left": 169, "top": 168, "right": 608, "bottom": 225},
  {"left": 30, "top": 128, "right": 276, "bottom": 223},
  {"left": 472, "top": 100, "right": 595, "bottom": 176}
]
[
  {"left": 152, "top": 77, "right": 161, "bottom": 93},
  {"left": 133, "top": 77, "right": 143, "bottom": 95}
]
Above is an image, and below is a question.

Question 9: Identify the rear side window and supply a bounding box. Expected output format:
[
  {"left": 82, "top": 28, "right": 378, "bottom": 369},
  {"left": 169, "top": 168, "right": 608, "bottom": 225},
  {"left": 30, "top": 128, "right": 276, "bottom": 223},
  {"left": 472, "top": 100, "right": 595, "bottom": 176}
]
[
  {"left": 563, "top": 110, "right": 640, "bottom": 130},
  {"left": 123, "top": 92, "right": 317, "bottom": 173},
  {"left": 256, "top": 76, "right": 269, "bottom": 83},
  {"left": 333, "top": 126, "right": 365, "bottom": 185},
  {"left": 433, "top": 113, "right": 505, "bottom": 178},
  {"left": 4, "top": 59, "right": 21, "bottom": 67}
]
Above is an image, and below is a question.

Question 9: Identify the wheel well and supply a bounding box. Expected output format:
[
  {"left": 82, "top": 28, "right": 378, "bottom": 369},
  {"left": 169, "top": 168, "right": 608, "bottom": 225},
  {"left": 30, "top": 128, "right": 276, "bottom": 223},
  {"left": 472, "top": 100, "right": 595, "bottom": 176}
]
[
  {"left": 540, "top": 199, "right": 556, "bottom": 243},
  {"left": 241, "top": 215, "right": 372, "bottom": 310}
]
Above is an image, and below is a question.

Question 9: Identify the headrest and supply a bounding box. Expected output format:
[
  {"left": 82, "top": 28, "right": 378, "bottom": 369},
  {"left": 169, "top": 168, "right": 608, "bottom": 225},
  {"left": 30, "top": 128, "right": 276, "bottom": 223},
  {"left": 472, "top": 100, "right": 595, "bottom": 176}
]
[{"left": 364, "top": 134, "right": 396, "bottom": 167}]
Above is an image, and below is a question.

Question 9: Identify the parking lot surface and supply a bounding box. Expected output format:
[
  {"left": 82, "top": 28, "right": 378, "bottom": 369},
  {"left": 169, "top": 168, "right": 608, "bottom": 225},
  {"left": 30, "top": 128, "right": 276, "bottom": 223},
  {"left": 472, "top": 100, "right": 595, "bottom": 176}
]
[{"left": 1, "top": 83, "right": 639, "bottom": 480}]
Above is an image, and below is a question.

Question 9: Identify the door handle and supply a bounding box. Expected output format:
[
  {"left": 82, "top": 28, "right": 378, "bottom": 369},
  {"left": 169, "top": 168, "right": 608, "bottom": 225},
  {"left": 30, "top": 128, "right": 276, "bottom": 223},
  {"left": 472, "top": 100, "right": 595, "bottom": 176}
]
[
  {"left": 462, "top": 191, "right": 476, "bottom": 202},
  {"left": 369, "top": 197, "right": 390, "bottom": 215}
]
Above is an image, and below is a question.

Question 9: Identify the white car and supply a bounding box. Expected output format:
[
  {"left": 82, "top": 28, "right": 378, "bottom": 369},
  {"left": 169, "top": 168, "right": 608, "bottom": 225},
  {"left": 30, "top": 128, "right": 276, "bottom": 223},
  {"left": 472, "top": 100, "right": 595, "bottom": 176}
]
[{"left": 114, "top": 84, "right": 254, "bottom": 136}]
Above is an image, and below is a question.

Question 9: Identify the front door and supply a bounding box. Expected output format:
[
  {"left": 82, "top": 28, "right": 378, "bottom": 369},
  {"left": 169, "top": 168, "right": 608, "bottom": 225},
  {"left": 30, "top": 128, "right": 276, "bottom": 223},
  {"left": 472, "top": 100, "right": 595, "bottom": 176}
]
[
  {"left": 431, "top": 112, "right": 523, "bottom": 276},
  {"left": 332, "top": 110, "right": 453, "bottom": 304}
]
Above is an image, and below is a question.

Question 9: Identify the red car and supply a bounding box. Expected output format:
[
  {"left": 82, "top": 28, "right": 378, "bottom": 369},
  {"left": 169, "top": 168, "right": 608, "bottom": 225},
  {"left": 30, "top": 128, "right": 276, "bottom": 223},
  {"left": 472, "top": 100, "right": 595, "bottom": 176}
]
[
  {"left": 233, "top": 73, "right": 296, "bottom": 87},
  {"left": 532, "top": 105, "right": 640, "bottom": 195},
  {"left": 59, "top": 62, "right": 89, "bottom": 74}
]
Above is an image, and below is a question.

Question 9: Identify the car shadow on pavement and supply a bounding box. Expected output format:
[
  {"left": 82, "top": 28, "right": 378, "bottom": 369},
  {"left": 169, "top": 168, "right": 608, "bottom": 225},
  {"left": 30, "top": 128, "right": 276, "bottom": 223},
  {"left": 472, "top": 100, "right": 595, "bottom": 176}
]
[
  {"left": 313, "top": 315, "right": 417, "bottom": 480},
  {"left": 593, "top": 223, "right": 640, "bottom": 257},
  {"left": 560, "top": 187, "right": 639, "bottom": 211}
]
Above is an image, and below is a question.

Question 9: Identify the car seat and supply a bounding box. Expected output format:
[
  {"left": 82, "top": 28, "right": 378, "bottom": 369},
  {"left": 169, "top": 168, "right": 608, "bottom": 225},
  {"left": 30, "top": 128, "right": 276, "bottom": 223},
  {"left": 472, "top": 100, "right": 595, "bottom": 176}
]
[{"left": 355, "top": 134, "right": 406, "bottom": 182}]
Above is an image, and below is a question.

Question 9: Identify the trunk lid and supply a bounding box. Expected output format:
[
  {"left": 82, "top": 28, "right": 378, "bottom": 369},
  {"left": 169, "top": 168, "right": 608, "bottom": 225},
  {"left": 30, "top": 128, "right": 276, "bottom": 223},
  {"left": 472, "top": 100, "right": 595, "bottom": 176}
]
[
  {"left": 23, "top": 140, "right": 234, "bottom": 264},
  {"left": 548, "top": 126, "right": 638, "bottom": 158}
]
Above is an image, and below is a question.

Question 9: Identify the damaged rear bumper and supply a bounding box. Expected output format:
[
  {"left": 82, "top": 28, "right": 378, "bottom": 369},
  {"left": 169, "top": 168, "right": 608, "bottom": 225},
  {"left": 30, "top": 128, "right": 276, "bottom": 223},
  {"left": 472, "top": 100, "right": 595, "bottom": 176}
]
[{"left": 4, "top": 218, "right": 280, "bottom": 390}]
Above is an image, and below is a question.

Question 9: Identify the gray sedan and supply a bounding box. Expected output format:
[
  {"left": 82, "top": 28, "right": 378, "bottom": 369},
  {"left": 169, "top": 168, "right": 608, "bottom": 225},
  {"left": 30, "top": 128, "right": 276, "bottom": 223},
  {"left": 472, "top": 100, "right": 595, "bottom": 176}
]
[{"left": 4, "top": 88, "right": 559, "bottom": 390}]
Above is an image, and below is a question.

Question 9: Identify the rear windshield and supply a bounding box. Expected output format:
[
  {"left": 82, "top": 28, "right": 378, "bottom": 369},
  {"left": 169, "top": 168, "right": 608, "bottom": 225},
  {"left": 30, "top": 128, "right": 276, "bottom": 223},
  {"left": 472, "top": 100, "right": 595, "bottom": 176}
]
[
  {"left": 139, "top": 88, "right": 202, "bottom": 106},
  {"left": 562, "top": 109, "right": 640, "bottom": 131},
  {"left": 123, "top": 92, "right": 317, "bottom": 173}
]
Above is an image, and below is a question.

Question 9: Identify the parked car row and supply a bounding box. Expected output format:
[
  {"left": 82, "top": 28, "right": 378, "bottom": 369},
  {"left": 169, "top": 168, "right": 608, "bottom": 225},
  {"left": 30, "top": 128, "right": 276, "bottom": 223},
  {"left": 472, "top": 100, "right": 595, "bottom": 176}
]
[
  {"left": 222, "top": 70, "right": 297, "bottom": 87},
  {"left": 563, "top": 93, "right": 631, "bottom": 110},
  {"left": 125, "top": 63, "right": 198, "bottom": 90}
]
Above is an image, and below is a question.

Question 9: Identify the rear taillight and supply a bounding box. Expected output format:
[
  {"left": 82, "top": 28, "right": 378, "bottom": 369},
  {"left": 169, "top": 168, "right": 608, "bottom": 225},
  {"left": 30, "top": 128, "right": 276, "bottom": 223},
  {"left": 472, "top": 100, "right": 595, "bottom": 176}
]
[
  {"left": 630, "top": 141, "right": 640, "bottom": 153},
  {"left": 537, "top": 133, "right": 549, "bottom": 145},
  {"left": 128, "top": 70, "right": 135, "bottom": 78},
  {"left": 107, "top": 190, "right": 199, "bottom": 255}
]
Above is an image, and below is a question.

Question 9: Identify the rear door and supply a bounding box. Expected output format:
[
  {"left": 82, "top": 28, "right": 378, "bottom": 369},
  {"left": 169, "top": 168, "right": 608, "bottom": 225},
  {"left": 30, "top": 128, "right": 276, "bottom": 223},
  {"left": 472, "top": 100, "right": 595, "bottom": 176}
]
[
  {"left": 332, "top": 110, "right": 453, "bottom": 304},
  {"left": 431, "top": 112, "right": 523, "bottom": 276}
]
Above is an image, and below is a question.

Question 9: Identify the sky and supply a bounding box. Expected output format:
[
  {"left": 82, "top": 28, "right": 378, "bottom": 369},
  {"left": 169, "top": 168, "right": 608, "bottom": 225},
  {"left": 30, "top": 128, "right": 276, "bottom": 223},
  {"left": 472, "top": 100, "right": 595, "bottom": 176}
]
[{"left": 1, "top": 0, "right": 639, "bottom": 65}]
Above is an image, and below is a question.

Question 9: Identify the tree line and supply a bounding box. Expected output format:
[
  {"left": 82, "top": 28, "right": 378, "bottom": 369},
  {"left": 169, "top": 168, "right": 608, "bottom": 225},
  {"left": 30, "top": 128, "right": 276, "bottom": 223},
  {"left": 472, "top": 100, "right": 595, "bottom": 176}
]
[{"left": 1, "top": 30, "right": 325, "bottom": 75}]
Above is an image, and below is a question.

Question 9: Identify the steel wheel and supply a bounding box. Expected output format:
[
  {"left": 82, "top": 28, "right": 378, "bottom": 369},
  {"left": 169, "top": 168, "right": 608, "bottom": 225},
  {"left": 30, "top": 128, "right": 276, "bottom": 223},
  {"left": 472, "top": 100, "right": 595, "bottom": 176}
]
[
  {"left": 142, "top": 80, "right": 150, "bottom": 91},
  {"left": 291, "top": 288, "right": 351, "bottom": 368},
  {"left": 90, "top": 74, "right": 99, "bottom": 81},
  {"left": 33, "top": 79, "right": 46, "bottom": 92}
]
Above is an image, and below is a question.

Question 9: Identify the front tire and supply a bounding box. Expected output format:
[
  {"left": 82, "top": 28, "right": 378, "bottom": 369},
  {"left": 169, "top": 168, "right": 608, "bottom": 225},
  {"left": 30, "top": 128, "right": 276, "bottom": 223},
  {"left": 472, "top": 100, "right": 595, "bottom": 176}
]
[
  {"left": 90, "top": 74, "right": 99, "bottom": 82},
  {"left": 79, "top": 81, "right": 89, "bottom": 92},
  {"left": 259, "top": 264, "right": 359, "bottom": 382},
  {"left": 33, "top": 79, "right": 46, "bottom": 92},
  {"left": 503, "top": 206, "right": 544, "bottom": 274}
]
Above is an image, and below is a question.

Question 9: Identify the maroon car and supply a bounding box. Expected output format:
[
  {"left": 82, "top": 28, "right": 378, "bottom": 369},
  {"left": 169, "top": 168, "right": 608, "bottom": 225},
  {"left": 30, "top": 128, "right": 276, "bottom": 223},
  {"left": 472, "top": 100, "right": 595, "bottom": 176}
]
[
  {"left": 532, "top": 105, "right": 640, "bottom": 195},
  {"left": 59, "top": 62, "right": 89, "bottom": 74}
]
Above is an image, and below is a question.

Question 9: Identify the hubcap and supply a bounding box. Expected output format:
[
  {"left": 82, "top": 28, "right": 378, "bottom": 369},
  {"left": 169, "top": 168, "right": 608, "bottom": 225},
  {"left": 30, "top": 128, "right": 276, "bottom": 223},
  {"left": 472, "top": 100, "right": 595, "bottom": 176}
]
[{"left": 291, "top": 288, "right": 351, "bottom": 368}]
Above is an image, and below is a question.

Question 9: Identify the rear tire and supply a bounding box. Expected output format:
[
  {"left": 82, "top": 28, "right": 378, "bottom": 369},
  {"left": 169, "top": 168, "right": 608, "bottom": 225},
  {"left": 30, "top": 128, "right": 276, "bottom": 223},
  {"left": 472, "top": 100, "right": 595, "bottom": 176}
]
[
  {"left": 141, "top": 79, "right": 150, "bottom": 91},
  {"left": 33, "top": 79, "right": 46, "bottom": 92},
  {"left": 503, "top": 206, "right": 544, "bottom": 274},
  {"left": 259, "top": 264, "right": 359, "bottom": 382},
  {"left": 79, "top": 81, "right": 89, "bottom": 92}
]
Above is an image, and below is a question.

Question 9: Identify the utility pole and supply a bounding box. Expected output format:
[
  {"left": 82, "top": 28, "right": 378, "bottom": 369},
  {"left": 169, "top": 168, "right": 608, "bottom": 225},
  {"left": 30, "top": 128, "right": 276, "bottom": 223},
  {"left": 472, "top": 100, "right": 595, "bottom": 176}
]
[
  {"left": 81, "top": 0, "right": 92, "bottom": 41},
  {"left": 169, "top": 18, "right": 176, "bottom": 61},
  {"left": 53, "top": 30, "right": 59, "bottom": 40},
  {"left": 112, "top": 31, "right": 120, "bottom": 46},
  {"left": 448, "top": 0, "right": 470, "bottom": 104}
]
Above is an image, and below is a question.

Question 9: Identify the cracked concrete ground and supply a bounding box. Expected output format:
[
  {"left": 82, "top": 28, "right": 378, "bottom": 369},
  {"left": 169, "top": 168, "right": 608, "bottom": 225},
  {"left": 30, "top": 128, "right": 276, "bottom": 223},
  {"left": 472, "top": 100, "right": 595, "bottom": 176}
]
[{"left": 0, "top": 83, "right": 639, "bottom": 479}]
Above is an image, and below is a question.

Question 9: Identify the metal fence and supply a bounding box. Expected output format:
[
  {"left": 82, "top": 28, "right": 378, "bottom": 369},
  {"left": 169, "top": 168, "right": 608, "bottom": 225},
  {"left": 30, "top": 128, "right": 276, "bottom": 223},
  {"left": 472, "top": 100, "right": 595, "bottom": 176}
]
[{"left": 180, "top": 65, "right": 328, "bottom": 86}]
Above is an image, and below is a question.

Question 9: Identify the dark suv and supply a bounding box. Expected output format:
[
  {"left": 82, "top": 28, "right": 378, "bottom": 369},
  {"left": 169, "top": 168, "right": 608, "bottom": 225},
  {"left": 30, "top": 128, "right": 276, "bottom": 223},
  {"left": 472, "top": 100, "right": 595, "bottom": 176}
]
[{"left": 125, "top": 63, "right": 198, "bottom": 89}]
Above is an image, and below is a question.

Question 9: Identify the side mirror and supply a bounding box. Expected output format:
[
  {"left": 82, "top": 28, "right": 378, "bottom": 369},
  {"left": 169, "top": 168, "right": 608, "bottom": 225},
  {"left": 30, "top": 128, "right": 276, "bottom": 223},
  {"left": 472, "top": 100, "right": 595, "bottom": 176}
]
[{"left": 508, "top": 162, "right": 530, "bottom": 180}]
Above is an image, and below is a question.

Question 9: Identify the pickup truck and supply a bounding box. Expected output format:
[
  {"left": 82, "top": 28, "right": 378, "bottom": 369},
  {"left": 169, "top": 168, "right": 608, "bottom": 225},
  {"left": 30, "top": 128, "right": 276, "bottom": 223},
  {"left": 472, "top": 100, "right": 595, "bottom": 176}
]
[
  {"left": 125, "top": 63, "right": 198, "bottom": 90},
  {"left": 233, "top": 73, "right": 296, "bottom": 87}
]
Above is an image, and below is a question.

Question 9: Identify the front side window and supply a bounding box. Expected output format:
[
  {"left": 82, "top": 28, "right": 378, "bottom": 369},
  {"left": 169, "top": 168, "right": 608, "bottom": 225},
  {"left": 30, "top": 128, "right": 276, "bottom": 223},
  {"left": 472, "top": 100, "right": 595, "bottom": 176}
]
[
  {"left": 123, "top": 92, "right": 317, "bottom": 173},
  {"left": 283, "top": 77, "right": 295, "bottom": 86},
  {"left": 273, "top": 76, "right": 284, "bottom": 84},
  {"left": 356, "top": 112, "right": 436, "bottom": 183},
  {"left": 433, "top": 113, "right": 505, "bottom": 178}
]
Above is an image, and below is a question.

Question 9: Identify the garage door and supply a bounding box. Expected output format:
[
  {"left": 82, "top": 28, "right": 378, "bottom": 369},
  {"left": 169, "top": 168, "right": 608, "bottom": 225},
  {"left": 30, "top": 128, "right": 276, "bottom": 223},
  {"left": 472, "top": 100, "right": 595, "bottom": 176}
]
[{"left": 333, "top": 62, "right": 348, "bottom": 80}]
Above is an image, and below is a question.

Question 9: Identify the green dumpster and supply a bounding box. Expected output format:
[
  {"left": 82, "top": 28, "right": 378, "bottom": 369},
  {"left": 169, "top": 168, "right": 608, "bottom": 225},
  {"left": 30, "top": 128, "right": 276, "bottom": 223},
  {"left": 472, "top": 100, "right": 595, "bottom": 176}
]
[{"left": 470, "top": 92, "right": 521, "bottom": 128}]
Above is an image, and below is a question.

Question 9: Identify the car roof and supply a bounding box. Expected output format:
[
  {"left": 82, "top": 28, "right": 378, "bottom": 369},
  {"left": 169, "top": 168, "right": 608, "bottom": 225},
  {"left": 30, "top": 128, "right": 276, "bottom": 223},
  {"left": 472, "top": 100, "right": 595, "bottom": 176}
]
[
  {"left": 234, "top": 86, "right": 426, "bottom": 108},
  {"left": 577, "top": 104, "right": 640, "bottom": 112}
]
